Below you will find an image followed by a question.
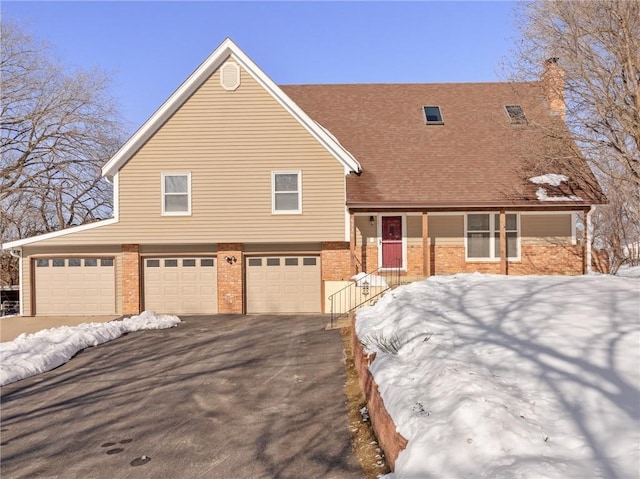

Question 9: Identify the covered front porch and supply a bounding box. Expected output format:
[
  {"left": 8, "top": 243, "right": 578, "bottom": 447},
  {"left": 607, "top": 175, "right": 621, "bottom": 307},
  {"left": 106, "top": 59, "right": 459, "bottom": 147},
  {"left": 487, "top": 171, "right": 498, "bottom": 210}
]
[{"left": 348, "top": 210, "right": 590, "bottom": 279}]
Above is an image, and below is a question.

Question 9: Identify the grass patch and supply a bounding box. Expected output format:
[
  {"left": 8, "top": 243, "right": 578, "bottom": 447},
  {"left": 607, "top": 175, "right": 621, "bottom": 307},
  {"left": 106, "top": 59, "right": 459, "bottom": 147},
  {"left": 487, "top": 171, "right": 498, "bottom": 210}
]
[
  {"left": 360, "top": 332, "right": 403, "bottom": 355},
  {"left": 341, "top": 326, "right": 391, "bottom": 478}
]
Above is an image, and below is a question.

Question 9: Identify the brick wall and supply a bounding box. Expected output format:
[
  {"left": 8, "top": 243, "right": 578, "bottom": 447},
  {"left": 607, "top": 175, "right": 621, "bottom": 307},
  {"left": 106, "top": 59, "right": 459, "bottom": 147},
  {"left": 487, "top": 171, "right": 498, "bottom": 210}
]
[
  {"left": 217, "top": 243, "right": 243, "bottom": 313},
  {"left": 430, "top": 245, "right": 584, "bottom": 275},
  {"left": 321, "top": 241, "right": 351, "bottom": 280},
  {"left": 353, "top": 244, "right": 378, "bottom": 273},
  {"left": 121, "top": 244, "right": 141, "bottom": 315},
  {"left": 407, "top": 245, "right": 424, "bottom": 275},
  {"left": 350, "top": 315, "right": 408, "bottom": 470},
  {"left": 592, "top": 249, "right": 609, "bottom": 274},
  {"left": 510, "top": 245, "right": 583, "bottom": 275}
]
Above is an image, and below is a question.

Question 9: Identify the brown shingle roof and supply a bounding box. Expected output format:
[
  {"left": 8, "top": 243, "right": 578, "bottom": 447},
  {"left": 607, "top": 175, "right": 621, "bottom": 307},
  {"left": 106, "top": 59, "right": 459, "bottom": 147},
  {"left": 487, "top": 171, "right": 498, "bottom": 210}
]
[{"left": 282, "top": 82, "right": 602, "bottom": 209}]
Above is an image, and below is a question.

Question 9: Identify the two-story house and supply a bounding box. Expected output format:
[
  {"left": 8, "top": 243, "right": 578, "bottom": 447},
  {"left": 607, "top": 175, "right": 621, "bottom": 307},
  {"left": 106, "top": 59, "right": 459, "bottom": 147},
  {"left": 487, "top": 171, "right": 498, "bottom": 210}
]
[{"left": 2, "top": 39, "right": 603, "bottom": 317}]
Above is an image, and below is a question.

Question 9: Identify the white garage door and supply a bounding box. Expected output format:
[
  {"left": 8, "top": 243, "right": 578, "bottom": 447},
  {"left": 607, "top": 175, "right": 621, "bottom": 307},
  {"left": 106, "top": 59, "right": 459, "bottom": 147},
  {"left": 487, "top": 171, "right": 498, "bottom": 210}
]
[
  {"left": 144, "top": 257, "right": 217, "bottom": 314},
  {"left": 34, "top": 257, "right": 116, "bottom": 316},
  {"left": 245, "top": 256, "right": 321, "bottom": 313}
]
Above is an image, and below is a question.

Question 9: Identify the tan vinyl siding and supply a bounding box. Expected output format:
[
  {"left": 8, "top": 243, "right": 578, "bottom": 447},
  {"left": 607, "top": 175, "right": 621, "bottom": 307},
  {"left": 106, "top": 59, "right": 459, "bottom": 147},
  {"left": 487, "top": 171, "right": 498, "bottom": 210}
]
[
  {"left": 122, "top": 58, "right": 348, "bottom": 243},
  {"left": 521, "top": 214, "right": 573, "bottom": 245},
  {"left": 407, "top": 216, "right": 422, "bottom": 247},
  {"left": 35, "top": 59, "right": 346, "bottom": 247},
  {"left": 243, "top": 243, "right": 321, "bottom": 253},
  {"left": 22, "top": 255, "right": 31, "bottom": 315},
  {"left": 429, "top": 215, "right": 464, "bottom": 246},
  {"left": 139, "top": 244, "right": 218, "bottom": 254}
]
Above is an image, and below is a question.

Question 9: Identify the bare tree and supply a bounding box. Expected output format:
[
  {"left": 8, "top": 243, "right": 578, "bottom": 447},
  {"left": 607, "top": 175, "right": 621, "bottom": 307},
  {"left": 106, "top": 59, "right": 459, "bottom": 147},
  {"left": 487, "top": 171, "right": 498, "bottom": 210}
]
[
  {"left": 1, "top": 22, "right": 124, "bottom": 235},
  {"left": 1, "top": 21, "right": 125, "bottom": 284},
  {"left": 591, "top": 179, "right": 640, "bottom": 273},
  {"left": 508, "top": 0, "right": 640, "bottom": 270}
]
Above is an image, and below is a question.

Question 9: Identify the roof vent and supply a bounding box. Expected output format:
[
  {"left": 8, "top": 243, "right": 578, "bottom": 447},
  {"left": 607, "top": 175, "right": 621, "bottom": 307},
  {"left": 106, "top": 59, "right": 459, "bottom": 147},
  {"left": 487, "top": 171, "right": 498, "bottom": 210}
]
[
  {"left": 220, "top": 61, "right": 240, "bottom": 91},
  {"left": 505, "top": 105, "right": 527, "bottom": 124}
]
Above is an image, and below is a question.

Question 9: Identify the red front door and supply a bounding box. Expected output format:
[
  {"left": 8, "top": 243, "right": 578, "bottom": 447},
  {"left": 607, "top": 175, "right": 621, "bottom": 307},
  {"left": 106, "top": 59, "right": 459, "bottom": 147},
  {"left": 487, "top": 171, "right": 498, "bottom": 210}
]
[{"left": 381, "top": 216, "right": 403, "bottom": 268}]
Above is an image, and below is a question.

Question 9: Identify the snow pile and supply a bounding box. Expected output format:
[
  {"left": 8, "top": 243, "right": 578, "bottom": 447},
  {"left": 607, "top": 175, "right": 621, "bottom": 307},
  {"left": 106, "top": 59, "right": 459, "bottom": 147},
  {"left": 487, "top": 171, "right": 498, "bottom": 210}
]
[
  {"left": 529, "top": 174, "right": 582, "bottom": 202},
  {"left": 351, "top": 272, "right": 389, "bottom": 288},
  {"left": 617, "top": 265, "right": 640, "bottom": 278},
  {"left": 535, "top": 187, "right": 582, "bottom": 202},
  {"left": 356, "top": 273, "right": 640, "bottom": 479},
  {"left": 0, "top": 311, "right": 180, "bottom": 386},
  {"left": 529, "top": 174, "right": 568, "bottom": 186}
]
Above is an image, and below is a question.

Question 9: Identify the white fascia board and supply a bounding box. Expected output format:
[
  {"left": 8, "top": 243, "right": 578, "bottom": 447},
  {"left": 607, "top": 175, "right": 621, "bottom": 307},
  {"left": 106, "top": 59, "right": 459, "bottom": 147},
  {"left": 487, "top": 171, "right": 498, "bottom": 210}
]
[
  {"left": 102, "top": 38, "right": 236, "bottom": 177},
  {"left": 519, "top": 210, "right": 582, "bottom": 215},
  {"left": 112, "top": 172, "right": 120, "bottom": 221},
  {"left": 1, "top": 218, "right": 118, "bottom": 249},
  {"left": 102, "top": 38, "right": 361, "bottom": 178},
  {"left": 2, "top": 172, "right": 121, "bottom": 250}
]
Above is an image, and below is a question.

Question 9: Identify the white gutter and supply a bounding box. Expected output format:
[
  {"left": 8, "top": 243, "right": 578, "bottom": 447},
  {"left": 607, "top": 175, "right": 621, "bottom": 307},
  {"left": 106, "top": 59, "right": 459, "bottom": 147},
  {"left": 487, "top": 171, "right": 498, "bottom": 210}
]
[
  {"left": 8, "top": 248, "right": 23, "bottom": 316},
  {"left": 586, "top": 205, "right": 595, "bottom": 274}
]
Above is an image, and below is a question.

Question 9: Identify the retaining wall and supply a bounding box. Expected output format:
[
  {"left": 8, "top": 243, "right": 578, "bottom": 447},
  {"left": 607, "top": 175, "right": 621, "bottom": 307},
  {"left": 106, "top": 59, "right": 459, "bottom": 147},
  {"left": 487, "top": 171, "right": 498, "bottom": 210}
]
[{"left": 350, "top": 315, "right": 407, "bottom": 470}]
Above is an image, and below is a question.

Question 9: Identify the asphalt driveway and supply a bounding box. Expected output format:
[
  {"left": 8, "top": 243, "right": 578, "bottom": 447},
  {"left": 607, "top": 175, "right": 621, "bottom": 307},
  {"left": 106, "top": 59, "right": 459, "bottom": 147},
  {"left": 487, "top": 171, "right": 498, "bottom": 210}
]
[{"left": 0, "top": 315, "right": 362, "bottom": 478}]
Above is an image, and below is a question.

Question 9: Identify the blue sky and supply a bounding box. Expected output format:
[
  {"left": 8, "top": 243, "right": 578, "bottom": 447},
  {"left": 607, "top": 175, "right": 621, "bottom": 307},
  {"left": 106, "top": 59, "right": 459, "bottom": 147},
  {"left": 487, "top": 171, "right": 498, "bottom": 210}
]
[{"left": 3, "top": 1, "right": 519, "bottom": 133}]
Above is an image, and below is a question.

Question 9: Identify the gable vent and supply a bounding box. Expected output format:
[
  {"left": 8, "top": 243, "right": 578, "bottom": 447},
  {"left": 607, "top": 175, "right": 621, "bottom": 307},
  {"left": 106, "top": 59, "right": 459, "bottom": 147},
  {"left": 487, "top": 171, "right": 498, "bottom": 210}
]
[{"left": 220, "top": 62, "right": 240, "bottom": 91}]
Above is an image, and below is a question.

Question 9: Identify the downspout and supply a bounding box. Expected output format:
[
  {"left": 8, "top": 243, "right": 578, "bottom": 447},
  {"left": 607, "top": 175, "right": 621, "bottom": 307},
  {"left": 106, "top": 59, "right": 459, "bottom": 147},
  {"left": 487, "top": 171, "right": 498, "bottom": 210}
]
[
  {"left": 585, "top": 206, "right": 595, "bottom": 274},
  {"left": 8, "top": 248, "right": 23, "bottom": 316}
]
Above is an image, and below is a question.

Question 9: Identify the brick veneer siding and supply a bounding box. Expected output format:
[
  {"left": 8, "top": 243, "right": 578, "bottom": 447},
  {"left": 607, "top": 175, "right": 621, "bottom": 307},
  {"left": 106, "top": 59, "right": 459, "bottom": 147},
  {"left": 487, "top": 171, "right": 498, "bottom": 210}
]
[
  {"left": 122, "top": 244, "right": 141, "bottom": 315},
  {"left": 351, "top": 315, "right": 408, "bottom": 470},
  {"left": 592, "top": 249, "right": 609, "bottom": 274},
  {"left": 510, "top": 245, "right": 583, "bottom": 275},
  {"left": 353, "top": 245, "right": 378, "bottom": 273},
  {"left": 321, "top": 241, "right": 351, "bottom": 280},
  {"left": 430, "top": 245, "right": 584, "bottom": 275},
  {"left": 407, "top": 245, "right": 425, "bottom": 275},
  {"left": 217, "top": 243, "right": 243, "bottom": 313}
]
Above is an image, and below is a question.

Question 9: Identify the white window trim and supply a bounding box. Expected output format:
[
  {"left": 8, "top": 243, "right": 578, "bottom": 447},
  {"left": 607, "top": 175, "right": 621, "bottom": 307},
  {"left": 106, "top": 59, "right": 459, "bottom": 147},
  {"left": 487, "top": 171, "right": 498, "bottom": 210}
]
[
  {"left": 271, "top": 171, "right": 302, "bottom": 215},
  {"left": 376, "top": 213, "right": 407, "bottom": 271},
  {"left": 464, "top": 212, "right": 521, "bottom": 262},
  {"left": 161, "top": 172, "right": 192, "bottom": 216}
]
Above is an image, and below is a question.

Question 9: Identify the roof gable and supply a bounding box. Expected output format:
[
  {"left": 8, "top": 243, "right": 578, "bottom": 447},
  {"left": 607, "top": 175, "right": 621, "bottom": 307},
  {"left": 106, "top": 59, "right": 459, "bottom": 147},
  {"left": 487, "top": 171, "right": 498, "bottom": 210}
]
[{"left": 101, "top": 38, "right": 361, "bottom": 178}]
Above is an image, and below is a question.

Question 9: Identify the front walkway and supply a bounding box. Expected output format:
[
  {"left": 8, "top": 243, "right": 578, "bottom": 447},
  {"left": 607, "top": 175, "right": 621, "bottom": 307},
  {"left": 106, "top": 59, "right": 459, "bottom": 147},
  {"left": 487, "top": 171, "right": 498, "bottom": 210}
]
[{"left": 0, "top": 314, "right": 362, "bottom": 478}]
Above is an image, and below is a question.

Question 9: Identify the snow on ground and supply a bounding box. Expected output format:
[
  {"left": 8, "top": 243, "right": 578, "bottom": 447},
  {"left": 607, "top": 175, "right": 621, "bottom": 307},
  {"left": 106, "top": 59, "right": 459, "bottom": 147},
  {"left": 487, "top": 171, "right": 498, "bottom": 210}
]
[
  {"left": 0, "top": 311, "right": 180, "bottom": 386},
  {"left": 356, "top": 273, "right": 640, "bottom": 479},
  {"left": 617, "top": 265, "right": 640, "bottom": 278}
]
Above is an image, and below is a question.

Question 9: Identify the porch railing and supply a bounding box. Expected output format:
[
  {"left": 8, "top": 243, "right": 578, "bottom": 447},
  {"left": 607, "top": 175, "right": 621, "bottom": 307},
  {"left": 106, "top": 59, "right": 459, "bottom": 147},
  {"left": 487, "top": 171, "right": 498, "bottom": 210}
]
[{"left": 328, "top": 264, "right": 401, "bottom": 328}]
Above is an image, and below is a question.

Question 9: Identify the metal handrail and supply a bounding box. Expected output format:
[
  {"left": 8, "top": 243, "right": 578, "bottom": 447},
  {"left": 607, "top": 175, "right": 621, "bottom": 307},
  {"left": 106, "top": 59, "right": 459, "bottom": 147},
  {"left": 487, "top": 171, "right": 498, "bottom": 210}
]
[{"left": 328, "top": 262, "right": 401, "bottom": 328}]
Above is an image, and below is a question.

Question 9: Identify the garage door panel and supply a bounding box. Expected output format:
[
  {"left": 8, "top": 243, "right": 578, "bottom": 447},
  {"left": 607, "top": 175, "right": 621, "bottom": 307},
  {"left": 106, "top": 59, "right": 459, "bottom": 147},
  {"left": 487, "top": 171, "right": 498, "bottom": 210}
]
[
  {"left": 34, "top": 257, "right": 116, "bottom": 316},
  {"left": 246, "top": 256, "right": 320, "bottom": 314},
  {"left": 144, "top": 257, "right": 217, "bottom": 315}
]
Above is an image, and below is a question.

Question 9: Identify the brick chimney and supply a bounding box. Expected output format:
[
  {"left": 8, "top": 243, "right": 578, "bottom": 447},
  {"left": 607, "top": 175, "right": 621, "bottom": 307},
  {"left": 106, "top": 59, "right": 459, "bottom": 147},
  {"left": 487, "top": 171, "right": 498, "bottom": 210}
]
[{"left": 542, "top": 57, "right": 565, "bottom": 119}]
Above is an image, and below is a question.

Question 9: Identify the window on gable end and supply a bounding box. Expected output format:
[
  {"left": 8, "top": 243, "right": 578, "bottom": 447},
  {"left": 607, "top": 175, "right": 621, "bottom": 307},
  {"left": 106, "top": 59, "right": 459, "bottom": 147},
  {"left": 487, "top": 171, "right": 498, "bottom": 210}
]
[
  {"left": 162, "top": 172, "right": 191, "bottom": 215},
  {"left": 423, "top": 106, "right": 444, "bottom": 124},
  {"left": 505, "top": 105, "right": 527, "bottom": 124},
  {"left": 272, "top": 171, "right": 302, "bottom": 214}
]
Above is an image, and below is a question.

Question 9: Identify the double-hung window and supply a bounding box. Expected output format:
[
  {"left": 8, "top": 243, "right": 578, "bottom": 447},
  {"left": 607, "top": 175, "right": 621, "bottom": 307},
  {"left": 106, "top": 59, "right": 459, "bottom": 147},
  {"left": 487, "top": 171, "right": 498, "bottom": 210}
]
[
  {"left": 272, "top": 171, "right": 301, "bottom": 214},
  {"left": 466, "top": 213, "right": 519, "bottom": 260},
  {"left": 162, "top": 173, "right": 191, "bottom": 215}
]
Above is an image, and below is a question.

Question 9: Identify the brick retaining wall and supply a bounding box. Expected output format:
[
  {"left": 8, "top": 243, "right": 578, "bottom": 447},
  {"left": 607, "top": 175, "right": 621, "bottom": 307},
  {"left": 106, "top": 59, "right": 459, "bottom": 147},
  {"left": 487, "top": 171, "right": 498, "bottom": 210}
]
[{"left": 350, "top": 315, "right": 407, "bottom": 470}]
